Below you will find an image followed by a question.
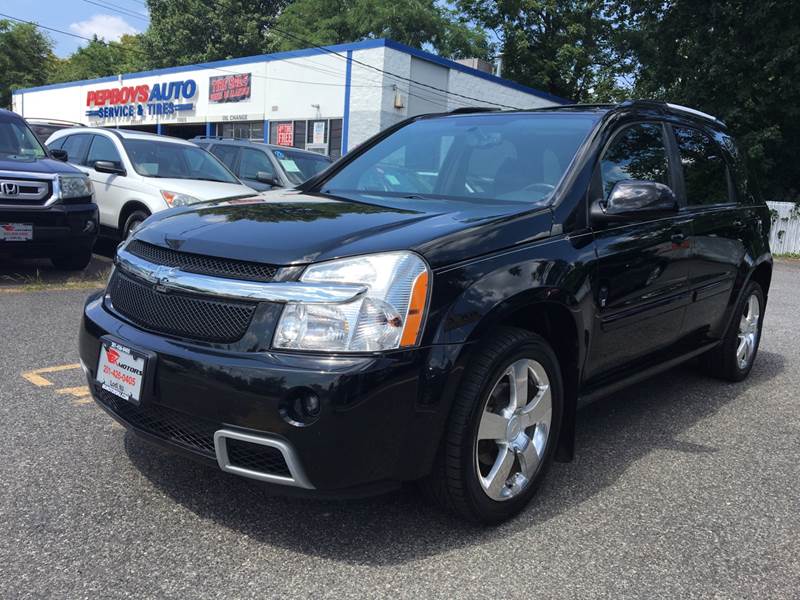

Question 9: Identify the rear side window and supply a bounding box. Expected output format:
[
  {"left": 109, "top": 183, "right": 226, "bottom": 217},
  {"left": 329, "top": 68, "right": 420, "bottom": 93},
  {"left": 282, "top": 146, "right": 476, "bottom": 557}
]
[
  {"left": 601, "top": 123, "right": 669, "bottom": 198},
  {"left": 240, "top": 148, "right": 274, "bottom": 180},
  {"left": 61, "top": 134, "right": 92, "bottom": 165},
  {"left": 674, "top": 126, "right": 730, "bottom": 206},
  {"left": 47, "top": 136, "right": 65, "bottom": 150},
  {"left": 86, "top": 135, "right": 122, "bottom": 168},
  {"left": 209, "top": 144, "right": 240, "bottom": 170}
]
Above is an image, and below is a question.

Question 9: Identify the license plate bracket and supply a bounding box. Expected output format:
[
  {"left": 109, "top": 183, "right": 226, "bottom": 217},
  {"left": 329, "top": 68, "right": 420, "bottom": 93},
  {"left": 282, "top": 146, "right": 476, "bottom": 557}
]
[
  {"left": 95, "top": 336, "right": 156, "bottom": 405},
  {"left": 0, "top": 223, "right": 33, "bottom": 242}
]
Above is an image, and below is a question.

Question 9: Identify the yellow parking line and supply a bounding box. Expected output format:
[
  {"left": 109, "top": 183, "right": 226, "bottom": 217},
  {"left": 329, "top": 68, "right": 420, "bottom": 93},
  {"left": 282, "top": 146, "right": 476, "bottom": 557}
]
[
  {"left": 56, "top": 386, "right": 91, "bottom": 398},
  {"left": 22, "top": 363, "right": 81, "bottom": 387},
  {"left": 70, "top": 397, "right": 95, "bottom": 407}
]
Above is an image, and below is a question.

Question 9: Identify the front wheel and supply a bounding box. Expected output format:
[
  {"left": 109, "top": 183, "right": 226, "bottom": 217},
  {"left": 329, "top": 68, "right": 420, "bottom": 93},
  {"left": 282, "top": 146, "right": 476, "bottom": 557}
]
[
  {"left": 122, "top": 210, "right": 149, "bottom": 239},
  {"left": 423, "top": 327, "right": 563, "bottom": 524}
]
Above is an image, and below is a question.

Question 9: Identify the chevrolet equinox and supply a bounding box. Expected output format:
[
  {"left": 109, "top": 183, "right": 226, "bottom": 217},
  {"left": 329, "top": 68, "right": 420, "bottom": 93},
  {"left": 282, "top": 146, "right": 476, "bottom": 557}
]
[{"left": 79, "top": 101, "right": 772, "bottom": 523}]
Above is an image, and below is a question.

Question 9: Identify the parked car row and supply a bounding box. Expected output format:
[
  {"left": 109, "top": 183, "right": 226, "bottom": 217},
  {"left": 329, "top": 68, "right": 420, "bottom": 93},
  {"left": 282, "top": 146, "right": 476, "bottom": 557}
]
[{"left": 0, "top": 109, "right": 333, "bottom": 269}]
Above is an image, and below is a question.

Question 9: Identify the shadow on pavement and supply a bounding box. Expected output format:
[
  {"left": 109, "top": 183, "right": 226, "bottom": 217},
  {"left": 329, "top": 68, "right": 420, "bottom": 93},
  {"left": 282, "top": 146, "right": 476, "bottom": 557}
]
[{"left": 124, "top": 349, "right": 785, "bottom": 567}]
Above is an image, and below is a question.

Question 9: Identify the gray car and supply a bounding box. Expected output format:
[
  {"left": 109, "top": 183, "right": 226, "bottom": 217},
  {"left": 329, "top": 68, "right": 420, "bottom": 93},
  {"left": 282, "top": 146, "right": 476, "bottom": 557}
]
[{"left": 192, "top": 137, "right": 333, "bottom": 191}]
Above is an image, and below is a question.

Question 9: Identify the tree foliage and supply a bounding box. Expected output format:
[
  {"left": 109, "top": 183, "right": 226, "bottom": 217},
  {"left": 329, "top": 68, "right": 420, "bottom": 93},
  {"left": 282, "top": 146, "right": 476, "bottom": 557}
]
[
  {"left": 458, "top": 0, "right": 625, "bottom": 101},
  {"left": 614, "top": 0, "right": 800, "bottom": 201},
  {"left": 272, "top": 0, "right": 491, "bottom": 59},
  {"left": 49, "top": 35, "right": 148, "bottom": 84},
  {"left": 142, "top": 0, "right": 288, "bottom": 68},
  {"left": 0, "top": 20, "right": 54, "bottom": 107}
]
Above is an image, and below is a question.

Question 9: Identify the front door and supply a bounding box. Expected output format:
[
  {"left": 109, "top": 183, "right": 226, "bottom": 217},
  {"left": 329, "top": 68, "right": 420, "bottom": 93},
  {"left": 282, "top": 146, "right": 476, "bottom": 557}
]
[{"left": 585, "top": 122, "right": 693, "bottom": 381}]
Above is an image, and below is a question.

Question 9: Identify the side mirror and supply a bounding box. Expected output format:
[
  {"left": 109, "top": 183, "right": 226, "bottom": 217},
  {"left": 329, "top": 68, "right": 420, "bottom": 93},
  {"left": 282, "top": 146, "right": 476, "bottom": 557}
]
[
  {"left": 256, "top": 171, "right": 281, "bottom": 186},
  {"left": 50, "top": 148, "right": 68, "bottom": 162},
  {"left": 591, "top": 180, "right": 678, "bottom": 223},
  {"left": 94, "top": 160, "right": 126, "bottom": 176}
]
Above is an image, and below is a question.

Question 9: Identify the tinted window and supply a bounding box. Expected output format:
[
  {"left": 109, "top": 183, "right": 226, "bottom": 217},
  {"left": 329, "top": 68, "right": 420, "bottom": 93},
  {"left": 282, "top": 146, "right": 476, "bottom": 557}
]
[
  {"left": 272, "top": 148, "right": 331, "bottom": 185},
  {"left": 125, "top": 140, "right": 238, "bottom": 183},
  {"left": 240, "top": 148, "right": 274, "bottom": 180},
  {"left": 674, "top": 126, "right": 730, "bottom": 206},
  {"left": 0, "top": 118, "right": 47, "bottom": 160},
  {"left": 61, "top": 134, "right": 93, "bottom": 165},
  {"left": 210, "top": 144, "right": 241, "bottom": 171},
  {"left": 86, "top": 135, "right": 122, "bottom": 168},
  {"left": 601, "top": 123, "right": 669, "bottom": 198},
  {"left": 47, "top": 137, "right": 65, "bottom": 150},
  {"left": 323, "top": 114, "right": 598, "bottom": 204}
]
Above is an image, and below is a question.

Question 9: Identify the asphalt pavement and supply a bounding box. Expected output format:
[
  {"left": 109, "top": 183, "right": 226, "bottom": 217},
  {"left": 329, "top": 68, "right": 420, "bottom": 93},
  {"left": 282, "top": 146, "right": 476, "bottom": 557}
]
[{"left": 0, "top": 260, "right": 798, "bottom": 599}]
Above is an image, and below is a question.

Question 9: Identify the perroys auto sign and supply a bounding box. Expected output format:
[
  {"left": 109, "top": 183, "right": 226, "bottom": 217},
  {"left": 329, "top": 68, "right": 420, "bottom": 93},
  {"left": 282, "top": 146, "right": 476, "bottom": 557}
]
[{"left": 85, "top": 79, "right": 197, "bottom": 119}]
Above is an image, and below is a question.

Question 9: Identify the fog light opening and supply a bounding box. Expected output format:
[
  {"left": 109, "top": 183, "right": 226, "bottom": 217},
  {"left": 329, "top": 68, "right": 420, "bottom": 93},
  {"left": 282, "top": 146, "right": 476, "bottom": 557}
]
[{"left": 280, "top": 388, "right": 322, "bottom": 427}]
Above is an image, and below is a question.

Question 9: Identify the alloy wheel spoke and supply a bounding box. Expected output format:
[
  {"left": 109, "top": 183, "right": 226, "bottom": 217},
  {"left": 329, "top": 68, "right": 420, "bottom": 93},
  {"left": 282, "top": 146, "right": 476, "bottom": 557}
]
[
  {"left": 509, "top": 360, "right": 530, "bottom": 412},
  {"left": 478, "top": 411, "right": 510, "bottom": 441},
  {"left": 484, "top": 446, "right": 515, "bottom": 497},
  {"left": 516, "top": 439, "right": 540, "bottom": 479},
  {"left": 520, "top": 385, "right": 552, "bottom": 429}
]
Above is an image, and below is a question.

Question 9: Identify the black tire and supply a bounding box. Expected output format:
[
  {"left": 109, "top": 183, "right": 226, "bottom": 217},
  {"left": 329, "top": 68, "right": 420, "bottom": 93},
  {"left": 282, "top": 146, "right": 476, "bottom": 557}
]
[
  {"left": 701, "top": 281, "right": 765, "bottom": 382},
  {"left": 422, "top": 327, "right": 563, "bottom": 524},
  {"left": 50, "top": 247, "right": 92, "bottom": 271},
  {"left": 122, "top": 210, "right": 149, "bottom": 239}
]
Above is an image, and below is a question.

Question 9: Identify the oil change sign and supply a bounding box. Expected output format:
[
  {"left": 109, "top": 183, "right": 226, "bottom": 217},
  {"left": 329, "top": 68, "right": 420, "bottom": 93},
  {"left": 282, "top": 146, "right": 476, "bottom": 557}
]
[{"left": 85, "top": 79, "right": 197, "bottom": 119}]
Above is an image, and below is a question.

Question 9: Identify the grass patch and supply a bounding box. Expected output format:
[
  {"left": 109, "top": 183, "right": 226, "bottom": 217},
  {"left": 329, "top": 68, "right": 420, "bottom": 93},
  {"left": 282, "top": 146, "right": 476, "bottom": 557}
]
[
  {"left": 775, "top": 253, "right": 800, "bottom": 260},
  {"left": 0, "top": 266, "right": 111, "bottom": 293}
]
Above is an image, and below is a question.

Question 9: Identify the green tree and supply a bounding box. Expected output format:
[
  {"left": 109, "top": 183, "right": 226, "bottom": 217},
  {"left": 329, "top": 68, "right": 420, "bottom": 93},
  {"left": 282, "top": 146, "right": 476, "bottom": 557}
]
[
  {"left": 0, "top": 20, "right": 55, "bottom": 108},
  {"left": 458, "top": 0, "right": 625, "bottom": 101},
  {"left": 272, "top": 0, "right": 491, "bottom": 59},
  {"left": 615, "top": 0, "right": 800, "bottom": 201},
  {"left": 143, "top": 0, "right": 288, "bottom": 68},
  {"left": 49, "top": 35, "right": 148, "bottom": 84}
]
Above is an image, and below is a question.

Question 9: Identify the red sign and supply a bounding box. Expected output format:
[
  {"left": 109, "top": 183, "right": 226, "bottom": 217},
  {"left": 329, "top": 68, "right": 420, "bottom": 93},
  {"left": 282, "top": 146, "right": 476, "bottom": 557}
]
[
  {"left": 209, "top": 73, "right": 251, "bottom": 103},
  {"left": 276, "top": 123, "right": 294, "bottom": 146}
]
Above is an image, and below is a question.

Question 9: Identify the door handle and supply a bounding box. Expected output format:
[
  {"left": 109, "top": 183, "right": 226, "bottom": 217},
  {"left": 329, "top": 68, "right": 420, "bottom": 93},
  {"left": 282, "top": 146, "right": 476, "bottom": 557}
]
[{"left": 670, "top": 231, "right": 687, "bottom": 244}]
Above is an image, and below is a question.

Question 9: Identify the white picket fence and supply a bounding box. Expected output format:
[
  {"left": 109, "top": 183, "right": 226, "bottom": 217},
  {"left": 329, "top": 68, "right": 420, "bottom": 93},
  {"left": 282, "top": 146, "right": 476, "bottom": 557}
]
[{"left": 767, "top": 201, "right": 800, "bottom": 255}]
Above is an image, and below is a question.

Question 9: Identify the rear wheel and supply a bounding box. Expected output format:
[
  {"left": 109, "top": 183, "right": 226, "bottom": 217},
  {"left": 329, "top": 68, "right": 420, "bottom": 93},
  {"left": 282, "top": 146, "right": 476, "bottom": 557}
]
[
  {"left": 702, "top": 281, "right": 765, "bottom": 382},
  {"left": 122, "top": 210, "right": 149, "bottom": 239},
  {"left": 50, "top": 247, "right": 92, "bottom": 271},
  {"left": 423, "top": 327, "right": 563, "bottom": 524}
]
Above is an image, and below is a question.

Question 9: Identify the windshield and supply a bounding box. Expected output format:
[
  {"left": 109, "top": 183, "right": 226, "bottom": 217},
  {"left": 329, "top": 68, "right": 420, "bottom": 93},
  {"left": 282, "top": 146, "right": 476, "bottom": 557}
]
[
  {"left": 322, "top": 113, "right": 599, "bottom": 205},
  {"left": 0, "top": 117, "right": 47, "bottom": 161},
  {"left": 126, "top": 139, "right": 239, "bottom": 183},
  {"left": 272, "top": 148, "right": 332, "bottom": 185}
]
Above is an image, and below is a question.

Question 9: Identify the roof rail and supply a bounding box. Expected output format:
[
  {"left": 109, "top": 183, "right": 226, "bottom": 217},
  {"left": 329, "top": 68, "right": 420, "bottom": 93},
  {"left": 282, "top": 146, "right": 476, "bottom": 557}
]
[
  {"left": 664, "top": 103, "right": 724, "bottom": 125},
  {"left": 618, "top": 99, "right": 725, "bottom": 125},
  {"left": 449, "top": 106, "right": 502, "bottom": 114}
]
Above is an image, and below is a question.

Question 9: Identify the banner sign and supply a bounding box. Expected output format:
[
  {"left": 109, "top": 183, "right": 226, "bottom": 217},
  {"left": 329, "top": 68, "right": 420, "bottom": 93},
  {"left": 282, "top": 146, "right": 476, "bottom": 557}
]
[
  {"left": 276, "top": 123, "right": 294, "bottom": 146},
  {"left": 312, "top": 121, "right": 325, "bottom": 144},
  {"left": 85, "top": 79, "right": 197, "bottom": 119},
  {"left": 209, "top": 73, "right": 251, "bottom": 103}
]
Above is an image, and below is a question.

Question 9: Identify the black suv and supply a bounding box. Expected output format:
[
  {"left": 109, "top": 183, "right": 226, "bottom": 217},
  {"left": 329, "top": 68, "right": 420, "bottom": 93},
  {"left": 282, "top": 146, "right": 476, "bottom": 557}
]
[
  {"left": 79, "top": 101, "right": 772, "bottom": 523},
  {"left": 0, "top": 110, "right": 97, "bottom": 269}
]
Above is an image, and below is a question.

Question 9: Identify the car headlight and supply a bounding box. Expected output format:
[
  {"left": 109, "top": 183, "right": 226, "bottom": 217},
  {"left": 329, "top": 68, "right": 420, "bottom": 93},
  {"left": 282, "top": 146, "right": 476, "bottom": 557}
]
[
  {"left": 57, "top": 175, "right": 93, "bottom": 199},
  {"left": 273, "top": 252, "right": 430, "bottom": 352},
  {"left": 161, "top": 190, "right": 199, "bottom": 207}
]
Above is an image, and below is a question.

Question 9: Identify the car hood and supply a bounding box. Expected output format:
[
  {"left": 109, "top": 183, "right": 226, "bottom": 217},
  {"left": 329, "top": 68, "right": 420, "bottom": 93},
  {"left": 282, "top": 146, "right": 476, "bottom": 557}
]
[
  {"left": 0, "top": 156, "right": 84, "bottom": 175},
  {"left": 143, "top": 178, "right": 255, "bottom": 201},
  {"left": 134, "top": 189, "right": 554, "bottom": 268}
]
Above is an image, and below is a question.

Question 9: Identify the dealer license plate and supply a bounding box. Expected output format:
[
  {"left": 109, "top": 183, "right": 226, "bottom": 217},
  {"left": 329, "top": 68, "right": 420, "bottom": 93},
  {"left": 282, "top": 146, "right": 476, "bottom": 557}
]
[
  {"left": 96, "top": 340, "right": 147, "bottom": 403},
  {"left": 0, "top": 223, "right": 33, "bottom": 241}
]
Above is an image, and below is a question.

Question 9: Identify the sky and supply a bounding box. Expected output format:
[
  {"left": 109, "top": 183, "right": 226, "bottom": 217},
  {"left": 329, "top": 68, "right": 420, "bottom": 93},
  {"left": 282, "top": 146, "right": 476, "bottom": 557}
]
[{"left": 2, "top": 0, "right": 150, "bottom": 57}]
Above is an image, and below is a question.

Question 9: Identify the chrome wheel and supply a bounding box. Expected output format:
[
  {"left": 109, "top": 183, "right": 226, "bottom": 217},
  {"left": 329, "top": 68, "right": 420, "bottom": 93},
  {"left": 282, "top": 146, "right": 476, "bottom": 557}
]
[
  {"left": 475, "top": 358, "right": 552, "bottom": 501},
  {"left": 737, "top": 293, "right": 761, "bottom": 370}
]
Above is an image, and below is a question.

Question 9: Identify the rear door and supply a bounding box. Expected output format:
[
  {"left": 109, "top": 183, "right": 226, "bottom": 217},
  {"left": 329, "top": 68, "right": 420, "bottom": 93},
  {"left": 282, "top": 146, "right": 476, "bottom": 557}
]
[
  {"left": 585, "top": 121, "right": 693, "bottom": 381},
  {"left": 670, "top": 123, "right": 748, "bottom": 343}
]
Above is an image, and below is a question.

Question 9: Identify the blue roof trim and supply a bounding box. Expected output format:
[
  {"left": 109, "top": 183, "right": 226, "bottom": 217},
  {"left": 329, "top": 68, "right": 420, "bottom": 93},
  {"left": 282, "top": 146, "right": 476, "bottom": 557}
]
[
  {"left": 13, "top": 37, "right": 572, "bottom": 105},
  {"left": 381, "top": 39, "right": 573, "bottom": 105}
]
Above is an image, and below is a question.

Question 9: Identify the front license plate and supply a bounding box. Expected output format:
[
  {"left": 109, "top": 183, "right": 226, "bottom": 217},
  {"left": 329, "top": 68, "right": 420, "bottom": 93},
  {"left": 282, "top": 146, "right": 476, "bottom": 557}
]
[
  {"left": 0, "top": 223, "right": 33, "bottom": 241},
  {"left": 96, "top": 340, "right": 147, "bottom": 403}
]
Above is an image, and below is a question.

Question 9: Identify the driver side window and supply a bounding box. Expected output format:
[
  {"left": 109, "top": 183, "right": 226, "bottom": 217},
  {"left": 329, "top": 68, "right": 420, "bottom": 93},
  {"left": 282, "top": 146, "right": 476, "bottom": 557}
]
[{"left": 601, "top": 123, "right": 669, "bottom": 199}]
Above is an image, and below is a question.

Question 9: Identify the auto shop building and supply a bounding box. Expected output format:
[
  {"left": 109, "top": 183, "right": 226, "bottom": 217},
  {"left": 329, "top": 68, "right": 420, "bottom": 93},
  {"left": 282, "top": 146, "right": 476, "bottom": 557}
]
[{"left": 12, "top": 38, "right": 569, "bottom": 159}]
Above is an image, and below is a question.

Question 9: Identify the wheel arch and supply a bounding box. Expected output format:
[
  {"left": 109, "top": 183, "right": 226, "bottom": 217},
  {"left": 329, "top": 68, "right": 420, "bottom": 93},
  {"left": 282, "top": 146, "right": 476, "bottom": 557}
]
[{"left": 118, "top": 200, "right": 152, "bottom": 234}]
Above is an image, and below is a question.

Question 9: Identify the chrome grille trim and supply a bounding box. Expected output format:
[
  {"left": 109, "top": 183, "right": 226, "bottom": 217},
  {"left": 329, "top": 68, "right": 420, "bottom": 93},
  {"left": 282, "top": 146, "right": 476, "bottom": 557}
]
[
  {"left": 0, "top": 170, "right": 53, "bottom": 208},
  {"left": 115, "top": 246, "right": 367, "bottom": 304}
]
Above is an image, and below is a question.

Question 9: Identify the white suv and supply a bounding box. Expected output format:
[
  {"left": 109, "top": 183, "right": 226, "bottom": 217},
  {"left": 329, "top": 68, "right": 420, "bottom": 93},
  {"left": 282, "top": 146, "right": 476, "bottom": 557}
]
[{"left": 45, "top": 128, "right": 255, "bottom": 238}]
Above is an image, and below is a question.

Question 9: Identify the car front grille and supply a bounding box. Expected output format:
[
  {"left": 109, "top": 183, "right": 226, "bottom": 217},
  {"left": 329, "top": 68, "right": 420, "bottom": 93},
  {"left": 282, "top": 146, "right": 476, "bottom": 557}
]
[
  {"left": 126, "top": 240, "right": 278, "bottom": 282},
  {"left": 107, "top": 269, "right": 256, "bottom": 343},
  {"left": 0, "top": 177, "right": 51, "bottom": 206}
]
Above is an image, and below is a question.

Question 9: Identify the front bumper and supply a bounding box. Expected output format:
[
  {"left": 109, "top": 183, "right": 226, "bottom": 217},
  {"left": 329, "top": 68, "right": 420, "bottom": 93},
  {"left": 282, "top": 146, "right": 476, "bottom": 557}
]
[
  {"left": 80, "top": 292, "right": 463, "bottom": 495},
  {"left": 0, "top": 203, "right": 98, "bottom": 257}
]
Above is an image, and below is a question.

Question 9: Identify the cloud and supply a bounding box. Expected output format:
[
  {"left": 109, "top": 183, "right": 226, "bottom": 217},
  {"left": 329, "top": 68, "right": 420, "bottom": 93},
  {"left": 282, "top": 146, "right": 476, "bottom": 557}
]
[{"left": 69, "top": 14, "right": 138, "bottom": 42}]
